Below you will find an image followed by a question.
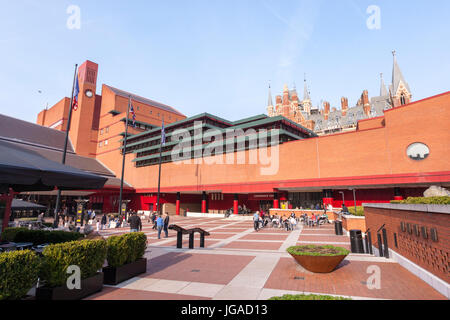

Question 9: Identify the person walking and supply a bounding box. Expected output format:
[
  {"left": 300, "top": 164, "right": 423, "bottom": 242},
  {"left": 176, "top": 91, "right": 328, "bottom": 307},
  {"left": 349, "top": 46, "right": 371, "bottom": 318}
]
[
  {"left": 151, "top": 212, "right": 157, "bottom": 230},
  {"left": 101, "top": 214, "right": 107, "bottom": 230},
  {"left": 163, "top": 213, "right": 170, "bottom": 238},
  {"left": 128, "top": 212, "right": 142, "bottom": 233},
  {"left": 156, "top": 214, "right": 164, "bottom": 239},
  {"left": 253, "top": 211, "right": 260, "bottom": 232}
]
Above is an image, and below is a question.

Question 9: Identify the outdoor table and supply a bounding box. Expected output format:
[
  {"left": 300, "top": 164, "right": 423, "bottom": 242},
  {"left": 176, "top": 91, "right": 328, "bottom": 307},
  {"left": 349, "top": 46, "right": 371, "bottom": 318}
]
[
  {"left": 14, "top": 243, "right": 34, "bottom": 250},
  {"left": 0, "top": 243, "right": 17, "bottom": 252}
]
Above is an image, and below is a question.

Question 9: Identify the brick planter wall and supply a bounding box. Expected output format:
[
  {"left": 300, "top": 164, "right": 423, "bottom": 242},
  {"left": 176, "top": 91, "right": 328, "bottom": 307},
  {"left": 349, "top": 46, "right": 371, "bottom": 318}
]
[{"left": 364, "top": 204, "right": 449, "bottom": 284}]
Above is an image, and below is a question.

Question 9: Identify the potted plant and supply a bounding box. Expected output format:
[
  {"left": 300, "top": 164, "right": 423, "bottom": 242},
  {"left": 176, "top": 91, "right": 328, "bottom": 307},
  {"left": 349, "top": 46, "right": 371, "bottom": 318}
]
[
  {"left": 287, "top": 245, "right": 350, "bottom": 273},
  {"left": 103, "top": 232, "right": 147, "bottom": 285},
  {"left": 36, "top": 239, "right": 107, "bottom": 300},
  {"left": 0, "top": 250, "right": 40, "bottom": 300}
]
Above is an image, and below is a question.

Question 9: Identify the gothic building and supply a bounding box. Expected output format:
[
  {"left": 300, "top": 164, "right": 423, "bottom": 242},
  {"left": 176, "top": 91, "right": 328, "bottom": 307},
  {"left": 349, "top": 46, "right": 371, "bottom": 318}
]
[{"left": 267, "top": 51, "right": 412, "bottom": 135}]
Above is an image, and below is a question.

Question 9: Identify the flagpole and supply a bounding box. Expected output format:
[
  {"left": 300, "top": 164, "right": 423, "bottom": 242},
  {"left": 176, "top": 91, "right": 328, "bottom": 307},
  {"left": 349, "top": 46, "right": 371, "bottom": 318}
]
[
  {"left": 156, "top": 116, "right": 164, "bottom": 215},
  {"left": 119, "top": 95, "right": 131, "bottom": 220},
  {"left": 54, "top": 63, "right": 78, "bottom": 223}
]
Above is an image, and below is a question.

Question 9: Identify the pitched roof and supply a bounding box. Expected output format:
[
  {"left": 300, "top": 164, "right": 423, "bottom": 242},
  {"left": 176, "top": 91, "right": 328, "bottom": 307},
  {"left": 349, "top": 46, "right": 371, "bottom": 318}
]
[
  {"left": 0, "top": 114, "right": 131, "bottom": 189},
  {"left": 392, "top": 52, "right": 411, "bottom": 95},
  {"left": 0, "top": 113, "right": 74, "bottom": 153},
  {"left": 104, "top": 85, "right": 185, "bottom": 117}
]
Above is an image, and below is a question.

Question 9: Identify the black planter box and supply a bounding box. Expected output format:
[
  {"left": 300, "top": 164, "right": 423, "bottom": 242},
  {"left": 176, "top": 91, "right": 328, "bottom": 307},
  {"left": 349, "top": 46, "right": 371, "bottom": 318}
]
[
  {"left": 35, "top": 273, "right": 104, "bottom": 300},
  {"left": 103, "top": 258, "right": 147, "bottom": 285}
]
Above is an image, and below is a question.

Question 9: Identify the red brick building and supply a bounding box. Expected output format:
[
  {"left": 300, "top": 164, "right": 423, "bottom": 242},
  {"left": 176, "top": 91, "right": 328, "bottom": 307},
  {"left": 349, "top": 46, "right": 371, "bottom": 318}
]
[{"left": 31, "top": 59, "right": 450, "bottom": 215}]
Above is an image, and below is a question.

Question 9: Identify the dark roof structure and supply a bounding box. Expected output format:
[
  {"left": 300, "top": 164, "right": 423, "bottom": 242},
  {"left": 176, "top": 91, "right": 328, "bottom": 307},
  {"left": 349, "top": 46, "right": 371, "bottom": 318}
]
[
  {"left": 0, "top": 114, "right": 131, "bottom": 189},
  {"left": 105, "top": 85, "right": 185, "bottom": 117}
]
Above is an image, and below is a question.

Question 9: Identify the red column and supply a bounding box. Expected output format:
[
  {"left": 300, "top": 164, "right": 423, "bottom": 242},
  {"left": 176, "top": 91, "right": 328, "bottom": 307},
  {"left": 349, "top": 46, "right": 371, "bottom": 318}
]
[
  {"left": 233, "top": 194, "right": 239, "bottom": 215},
  {"left": 1, "top": 191, "right": 13, "bottom": 232},
  {"left": 201, "top": 192, "right": 207, "bottom": 213},
  {"left": 176, "top": 192, "right": 181, "bottom": 216},
  {"left": 394, "top": 187, "right": 403, "bottom": 201}
]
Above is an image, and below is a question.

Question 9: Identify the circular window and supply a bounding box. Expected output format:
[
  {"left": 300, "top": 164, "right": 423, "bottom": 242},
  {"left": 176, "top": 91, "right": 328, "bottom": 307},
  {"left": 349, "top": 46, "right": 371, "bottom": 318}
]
[{"left": 406, "top": 143, "right": 430, "bottom": 161}]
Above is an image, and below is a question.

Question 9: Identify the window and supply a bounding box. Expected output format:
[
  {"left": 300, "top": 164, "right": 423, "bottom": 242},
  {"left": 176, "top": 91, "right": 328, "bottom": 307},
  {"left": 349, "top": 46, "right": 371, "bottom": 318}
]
[
  {"left": 100, "top": 129, "right": 104, "bottom": 135},
  {"left": 106, "top": 127, "right": 109, "bottom": 133},
  {"left": 400, "top": 94, "right": 406, "bottom": 105},
  {"left": 157, "top": 113, "right": 160, "bottom": 117},
  {"left": 99, "top": 141, "right": 103, "bottom": 147},
  {"left": 407, "top": 143, "right": 430, "bottom": 161},
  {"left": 104, "top": 140, "right": 109, "bottom": 146},
  {"left": 150, "top": 110, "right": 153, "bottom": 115}
]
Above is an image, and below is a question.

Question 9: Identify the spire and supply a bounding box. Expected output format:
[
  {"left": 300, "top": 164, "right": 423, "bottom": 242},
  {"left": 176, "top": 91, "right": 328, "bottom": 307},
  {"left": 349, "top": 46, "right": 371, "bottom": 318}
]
[
  {"left": 391, "top": 50, "right": 411, "bottom": 95},
  {"left": 303, "top": 75, "right": 310, "bottom": 101},
  {"left": 380, "top": 73, "right": 388, "bottom": 96},
  {"left": 267, "top": 82, "right": 273, "bottom": 107}
]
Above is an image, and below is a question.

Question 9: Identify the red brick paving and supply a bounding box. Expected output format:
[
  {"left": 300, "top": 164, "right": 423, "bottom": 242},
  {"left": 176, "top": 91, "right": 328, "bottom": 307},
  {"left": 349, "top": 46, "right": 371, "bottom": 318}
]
[
  {"left": 240, "top": 234, "right": 289, "bottom": 241},
  {"left": 140, "top": 252, "right": 254, "bottom": 285},
  {"left": 264, "top": 257, "right": 446, "bottom": 300},
  {"left": 222, "top": 241, "right": 283, "bottom": 251},
  {"left": 86, "top": 287, "right": 210, "bottom": 300}
]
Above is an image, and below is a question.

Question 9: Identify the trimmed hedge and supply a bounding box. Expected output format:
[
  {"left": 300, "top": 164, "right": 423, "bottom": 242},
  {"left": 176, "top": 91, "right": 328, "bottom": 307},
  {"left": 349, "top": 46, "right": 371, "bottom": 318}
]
[
  {"left": 0, "top": 250, "right": 41, "bottom": 300},
  {"left": 106, "top": 232, "right": 147, "bottom": 268},
  {"left": 39, "top": 239, "right": 107, "bottom": 288},
  {"left": 348, "top": 206, "right": 365, "bottom": 216},
  {"left": 287, "top": 245, "right": 350, "bottom": 257},
  {"left": 1, "top": 228, "right": 85, "bottom": 245},
  {"left": 269, "top": 294, "right": 351, "bottom": 300},
  {"left": 391, "top": 196, "right": 450, "bottom": 205}
]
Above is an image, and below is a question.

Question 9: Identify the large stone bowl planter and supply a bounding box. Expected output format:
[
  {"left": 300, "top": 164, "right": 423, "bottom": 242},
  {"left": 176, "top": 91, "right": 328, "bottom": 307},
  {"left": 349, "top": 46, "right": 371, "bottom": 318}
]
[{"left": 287, "top": 245, "right": 349, "bottom": 273}]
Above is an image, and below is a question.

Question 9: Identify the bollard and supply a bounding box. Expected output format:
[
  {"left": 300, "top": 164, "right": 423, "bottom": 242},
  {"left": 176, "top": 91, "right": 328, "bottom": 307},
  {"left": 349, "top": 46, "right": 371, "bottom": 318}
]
[
  {"left": 382, "top": 228, "right": 390, "bottom": 258},
  {"left": 350, "top": 230, "right": 364, "bottom": 254}
]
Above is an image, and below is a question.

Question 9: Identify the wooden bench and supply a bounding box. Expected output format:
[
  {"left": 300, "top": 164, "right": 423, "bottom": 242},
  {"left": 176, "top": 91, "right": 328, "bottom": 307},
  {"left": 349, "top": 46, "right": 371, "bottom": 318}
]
[{"left": 168, "top": 225, "right": 210, "bottom": 249}]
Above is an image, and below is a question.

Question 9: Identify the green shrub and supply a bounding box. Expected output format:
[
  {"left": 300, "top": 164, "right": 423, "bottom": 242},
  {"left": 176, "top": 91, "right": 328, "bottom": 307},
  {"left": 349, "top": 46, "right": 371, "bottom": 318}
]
[
  {"left": 269, "top": 294, "right": 351, "bottom": 300},
  {"left": 1, "top": 228, "right": 84, "bottom": 245},
  {"left": 39, "top": 239, "right": 107, "bottom": 288},
  {"left": 0, "top": 250, "right": 41, "bottom": 300},
  {"left": 390, "top": 196, "right": 450, "bottom": 205},
  {"left": 106, "top": 232, "right": 147, "bottom": 268},
  {"left": 348, "top": 206, "right": 365, "bottom": 216},
  {"left": 287, "top": 245, "right": 350, "bottom": 257},
  {"left": 1, "top": 227, "right": 28, "bottom": 242}
]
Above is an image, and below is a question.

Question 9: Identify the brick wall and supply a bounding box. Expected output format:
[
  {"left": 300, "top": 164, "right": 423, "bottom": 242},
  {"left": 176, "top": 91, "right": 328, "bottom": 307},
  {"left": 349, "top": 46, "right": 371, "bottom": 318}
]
[{"left": 365, "top": 205, "right": 449, "bottom": 283}]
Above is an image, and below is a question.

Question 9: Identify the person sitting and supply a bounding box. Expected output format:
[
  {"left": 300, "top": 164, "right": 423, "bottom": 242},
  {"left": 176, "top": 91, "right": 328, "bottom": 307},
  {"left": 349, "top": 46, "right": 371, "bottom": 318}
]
[{"left": 342, "top": 204, "right": 350, "bottom": 214}]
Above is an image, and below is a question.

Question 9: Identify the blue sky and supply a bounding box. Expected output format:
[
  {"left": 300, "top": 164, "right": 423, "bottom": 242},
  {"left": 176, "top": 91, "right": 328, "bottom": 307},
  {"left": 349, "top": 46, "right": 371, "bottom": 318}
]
[{"left": 0, "top": 0, "right": 449, "bottom": 123}]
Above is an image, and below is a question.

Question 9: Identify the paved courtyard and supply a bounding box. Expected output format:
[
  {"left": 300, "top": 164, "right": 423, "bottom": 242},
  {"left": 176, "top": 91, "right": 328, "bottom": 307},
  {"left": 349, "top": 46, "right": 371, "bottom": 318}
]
[{"left": 87, "top": 217, "right": 446, "bottom": 300}]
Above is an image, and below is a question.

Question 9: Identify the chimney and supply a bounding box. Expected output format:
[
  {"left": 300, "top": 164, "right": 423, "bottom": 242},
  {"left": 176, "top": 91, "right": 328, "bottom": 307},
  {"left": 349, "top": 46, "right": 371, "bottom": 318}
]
[
  {"left": 341, "top": 97, "right": 348, "bottom": 116},
  {"left": 323, "top": 101, "right": 330, "bottom": 120},
  {"left": 282, "top": 84, "right": 290, "bottom": 106},
  {"left": 362, "top": 90, "right": 371, "bottom": 116}
]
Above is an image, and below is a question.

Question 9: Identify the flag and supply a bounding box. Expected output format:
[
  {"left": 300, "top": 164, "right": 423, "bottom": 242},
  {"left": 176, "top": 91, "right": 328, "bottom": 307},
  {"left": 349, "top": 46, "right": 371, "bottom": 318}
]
[
  {"left": 72, "top": 73, "right": 80, "bottom": 111},
  {"left": 161, "top": 119, "right": 166, "bottom": 146},
  {"left": 130, "top": 103, "right": 136, "bottom": 128}
]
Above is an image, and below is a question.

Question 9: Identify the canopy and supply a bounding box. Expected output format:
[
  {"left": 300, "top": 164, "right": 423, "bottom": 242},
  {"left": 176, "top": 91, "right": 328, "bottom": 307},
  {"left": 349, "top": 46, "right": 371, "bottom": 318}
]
[
  {"left": 11, "top": 199, "right": 47, "bottom": 211},
  {"left": 0, "top": 140, "right": 108, "bottom": 193}
]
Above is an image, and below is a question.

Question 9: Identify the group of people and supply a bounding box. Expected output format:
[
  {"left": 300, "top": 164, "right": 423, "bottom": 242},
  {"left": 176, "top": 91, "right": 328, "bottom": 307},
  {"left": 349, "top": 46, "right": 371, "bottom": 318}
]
[
  {"left": 252, "top": 210, "right": 331, "bottom": 232},
  {"left": 148, "top": 212, "right": 170, "bottom": 239}
]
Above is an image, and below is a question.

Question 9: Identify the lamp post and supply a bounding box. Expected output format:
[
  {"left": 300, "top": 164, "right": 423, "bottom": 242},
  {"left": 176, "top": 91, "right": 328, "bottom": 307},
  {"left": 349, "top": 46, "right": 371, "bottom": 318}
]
[{"left": 352, "top": 188, "right": 357, "bottom": 216}]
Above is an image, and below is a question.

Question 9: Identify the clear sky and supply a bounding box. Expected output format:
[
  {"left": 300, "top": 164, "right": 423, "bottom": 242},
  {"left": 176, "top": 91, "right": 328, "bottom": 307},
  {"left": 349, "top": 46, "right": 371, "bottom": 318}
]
[{"left": 0, "top": 0, "right": 449, "bottom": 123}]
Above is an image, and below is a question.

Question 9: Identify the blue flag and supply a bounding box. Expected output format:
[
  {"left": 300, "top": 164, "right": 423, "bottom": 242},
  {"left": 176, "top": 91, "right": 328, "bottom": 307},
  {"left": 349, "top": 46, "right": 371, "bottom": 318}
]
[
  {"left": 161, "top": 119, "right": 166, "bottom": 146},
  {"left": 130, "top": 103, "right": 136, "bottom": 128}
]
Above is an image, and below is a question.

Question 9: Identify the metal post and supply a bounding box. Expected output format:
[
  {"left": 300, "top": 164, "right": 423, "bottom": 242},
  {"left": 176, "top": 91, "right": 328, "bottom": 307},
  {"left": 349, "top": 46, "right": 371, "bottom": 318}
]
[
  {"left": 55, "top": 64, "right": 78, "bottom": 222},
  {"left": 189, "top": 232, "right": 194, "bottom": 249},
  {"left": 119, "top": 96, "right": 131, "bottom": 219},
  {"left": 353, "top": 189, "right": 357, "bottom": 215},
  {"left": 382, "top": 228, "right": 390, "bottom": 258},
  {"left": 156, "top": 116, "right": 164, "bottom": 215},
  {"left": 377, "top": 233, "right": 384, "bottom": 257},
  {"left": 177, "top": 231, "right": 183, "bottom": 249},
  {"left": 367, "top": 231, "right": 373, "bottom": 255}
]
